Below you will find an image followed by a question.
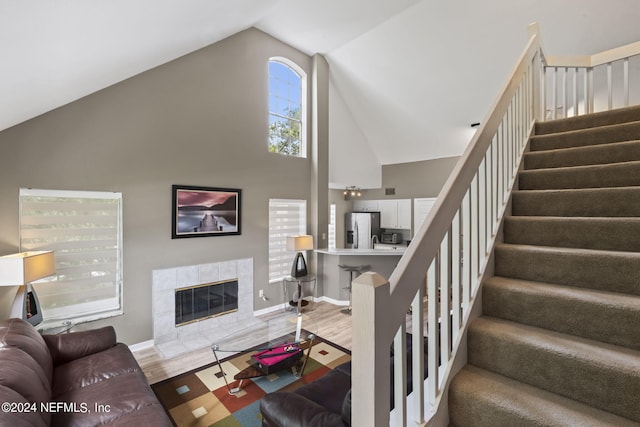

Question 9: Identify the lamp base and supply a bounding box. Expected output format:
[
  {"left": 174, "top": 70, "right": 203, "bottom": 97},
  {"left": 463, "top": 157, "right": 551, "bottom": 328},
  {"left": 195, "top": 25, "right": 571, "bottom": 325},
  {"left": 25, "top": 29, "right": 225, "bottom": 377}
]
[
  {"left": 290, "top": 252, "right": 308, "bottom": 278},
  {"left": 9, "top": 285, "right": 26, "bottom": 319},
  {"left": 10, "top": 283, "right": 44, "bottom": 326}
]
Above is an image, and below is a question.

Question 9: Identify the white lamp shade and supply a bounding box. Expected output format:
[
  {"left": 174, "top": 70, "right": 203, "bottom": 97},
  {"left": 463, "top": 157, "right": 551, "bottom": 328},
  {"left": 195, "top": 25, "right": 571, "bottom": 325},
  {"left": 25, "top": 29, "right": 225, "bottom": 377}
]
[
  {"left": 286, "top": 235, "right": 314, "bottom": 252},
  {"left": 0, "top": 251, "right": 56, "bottom": 286}
]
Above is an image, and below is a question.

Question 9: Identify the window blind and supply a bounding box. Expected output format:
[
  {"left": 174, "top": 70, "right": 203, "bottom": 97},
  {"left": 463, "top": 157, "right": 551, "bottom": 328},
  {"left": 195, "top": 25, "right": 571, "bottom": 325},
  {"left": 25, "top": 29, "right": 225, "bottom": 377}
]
[
  {"left": 19, "top": 188, "right": 123, "bottom": 324},
  {"left": 329, "top": 204, "right": 336, "bottom": 249},
  {"left": 268, "top": 199, "right": 306, "bottom": 282}
]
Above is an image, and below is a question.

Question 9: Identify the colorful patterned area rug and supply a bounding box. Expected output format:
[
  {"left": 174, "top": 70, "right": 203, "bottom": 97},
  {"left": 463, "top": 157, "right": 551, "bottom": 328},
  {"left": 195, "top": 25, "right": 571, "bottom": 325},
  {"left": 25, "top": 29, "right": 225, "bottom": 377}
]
[{"left": 151, "top": 334, "right": 351, "bottom": 427}]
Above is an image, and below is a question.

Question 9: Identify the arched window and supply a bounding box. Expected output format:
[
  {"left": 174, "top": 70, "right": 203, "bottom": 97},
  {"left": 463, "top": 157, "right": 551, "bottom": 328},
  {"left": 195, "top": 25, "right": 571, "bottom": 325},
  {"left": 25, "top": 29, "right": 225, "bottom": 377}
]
[{"left": 268, "top": 58, "right": 306, "bottom": 157}]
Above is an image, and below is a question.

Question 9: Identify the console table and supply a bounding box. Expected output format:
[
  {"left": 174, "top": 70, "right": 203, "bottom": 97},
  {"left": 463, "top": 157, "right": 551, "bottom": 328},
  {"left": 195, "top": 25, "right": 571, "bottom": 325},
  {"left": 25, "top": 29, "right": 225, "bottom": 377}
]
[{"left": 282, "top": 275, "right": 316, "bottom": 313}]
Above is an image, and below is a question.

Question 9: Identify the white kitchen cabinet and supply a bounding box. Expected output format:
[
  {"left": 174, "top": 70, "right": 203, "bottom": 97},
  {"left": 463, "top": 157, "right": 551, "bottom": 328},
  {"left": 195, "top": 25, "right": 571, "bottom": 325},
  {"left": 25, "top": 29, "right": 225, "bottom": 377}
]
[
  {"left": 378, "top": 200, "right": 397, "bottom": 228},
  {"left": 379, "top": 199, "right": 411, "bottom": 229},
  {"left": 414, "top": 197, "right": 437, "bottom": 234},
  {"left": 353, "top": 200, "right": 378, "bottom": 212},
  {"left": 397, "top": 199, "right": 412, "bottom": 229}
]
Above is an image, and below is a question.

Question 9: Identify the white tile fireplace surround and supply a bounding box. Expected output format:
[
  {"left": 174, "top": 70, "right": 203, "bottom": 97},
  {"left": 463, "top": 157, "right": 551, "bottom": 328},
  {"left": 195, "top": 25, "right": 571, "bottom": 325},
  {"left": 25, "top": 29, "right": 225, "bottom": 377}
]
[{"left": 152, "top": 257, "right": 257, "bottom": 359}]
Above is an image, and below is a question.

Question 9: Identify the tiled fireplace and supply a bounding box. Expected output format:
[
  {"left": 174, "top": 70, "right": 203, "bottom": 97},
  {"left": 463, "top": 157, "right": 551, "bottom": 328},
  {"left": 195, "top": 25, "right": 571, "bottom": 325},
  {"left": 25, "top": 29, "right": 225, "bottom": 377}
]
[{"left": 152, "top": 258, "right": 255, "bottom": 358}]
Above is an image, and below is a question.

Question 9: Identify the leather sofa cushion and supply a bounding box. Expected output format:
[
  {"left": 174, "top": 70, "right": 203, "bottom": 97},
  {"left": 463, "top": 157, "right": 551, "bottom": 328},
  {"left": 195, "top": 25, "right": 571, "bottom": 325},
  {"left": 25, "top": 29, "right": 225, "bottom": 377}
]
[
  {"left": 334, "top": 361, "right": 352, "bottom": 377},
  {"left": 261, "top": 392, "right": 347, "bottom": 427},
  {"left": 260, "top": 365, "right": 351, "bottom": 427},
  {"left": 0, "top": 318, "right": 53, "bottom": 383},
  {"left": 51, "top": 369, "right": 169, "bottom": 427},
  {"left": 51, "top": 343, "right": 140, "bottom": 398},
  {"left": 0, "top": 347, "right": 52, "bottom": 406},
  {"left": 341, "top": 389, "right": 351, "bottom": 425},
  {"left": 0, "top": 385, "right": 49, "bottom": 427},
  {"left": 293, "top": 367, "right": 351, "bottom": 416},
  {"left": 0, "top": 318, "right": 172, "bottom": 427},
  {"left": 43, "top": 326, "right": 116, "bottom": 366}
]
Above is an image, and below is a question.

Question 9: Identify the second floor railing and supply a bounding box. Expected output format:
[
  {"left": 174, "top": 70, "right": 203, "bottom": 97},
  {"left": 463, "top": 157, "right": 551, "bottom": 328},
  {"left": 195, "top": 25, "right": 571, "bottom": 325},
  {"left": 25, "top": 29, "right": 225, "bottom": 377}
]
[
  {"left": 542, "top": 34, "right": 640, "bottom": 119},
  {"left": 350, "top": 23, "right": 640, "bottom": 427}
]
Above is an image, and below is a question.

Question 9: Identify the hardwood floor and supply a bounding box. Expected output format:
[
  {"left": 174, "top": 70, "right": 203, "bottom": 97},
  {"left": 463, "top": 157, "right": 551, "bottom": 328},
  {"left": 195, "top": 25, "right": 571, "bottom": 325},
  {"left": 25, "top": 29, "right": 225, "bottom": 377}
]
[{"left": 133, "top": 301, "right": 353, "bottom": 384}]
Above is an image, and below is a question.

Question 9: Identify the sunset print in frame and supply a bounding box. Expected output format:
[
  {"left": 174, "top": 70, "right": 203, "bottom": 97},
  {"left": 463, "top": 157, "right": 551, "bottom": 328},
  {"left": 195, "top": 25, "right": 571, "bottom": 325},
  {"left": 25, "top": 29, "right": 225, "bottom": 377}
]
[{"left": 172, "top": 185, "right": 241, "bottom": 238}]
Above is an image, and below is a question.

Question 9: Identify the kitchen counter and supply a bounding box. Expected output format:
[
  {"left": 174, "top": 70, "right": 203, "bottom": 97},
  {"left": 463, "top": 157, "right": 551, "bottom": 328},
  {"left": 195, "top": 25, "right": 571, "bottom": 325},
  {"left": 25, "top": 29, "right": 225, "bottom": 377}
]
[
  {"left": 315, "top": 246, "right": 405, "bottom": 256},
  {"left": 315, "top": 246, "right": 406, "bottom": 303}
]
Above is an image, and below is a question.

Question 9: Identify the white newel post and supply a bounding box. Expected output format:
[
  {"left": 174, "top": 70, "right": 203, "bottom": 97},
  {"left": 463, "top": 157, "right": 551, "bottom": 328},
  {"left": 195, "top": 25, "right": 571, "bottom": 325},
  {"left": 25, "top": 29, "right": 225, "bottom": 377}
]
[{"left": 351, "top": 271, "right": 392, "bottom": 427}]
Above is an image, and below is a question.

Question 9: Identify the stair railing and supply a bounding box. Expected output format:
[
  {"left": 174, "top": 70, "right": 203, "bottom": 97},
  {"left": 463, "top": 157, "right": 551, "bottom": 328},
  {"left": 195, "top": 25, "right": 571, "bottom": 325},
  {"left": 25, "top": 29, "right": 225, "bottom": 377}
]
[
  {"left": 350, "top": 23, "right": 640, "bottom": 427},
  {"left": 541, "top": 31, "right": 640, "bottom": 119},
  {"left": 350, "top": 24, "right": 542, "bottom": 427}
]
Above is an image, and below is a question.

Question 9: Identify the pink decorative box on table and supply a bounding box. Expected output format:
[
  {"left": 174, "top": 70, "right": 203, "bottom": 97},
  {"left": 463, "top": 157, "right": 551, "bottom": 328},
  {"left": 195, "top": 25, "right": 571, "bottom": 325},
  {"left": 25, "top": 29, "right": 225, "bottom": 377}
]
[{"left": 251, "top": 343, "right": 303, "bottom": 375}]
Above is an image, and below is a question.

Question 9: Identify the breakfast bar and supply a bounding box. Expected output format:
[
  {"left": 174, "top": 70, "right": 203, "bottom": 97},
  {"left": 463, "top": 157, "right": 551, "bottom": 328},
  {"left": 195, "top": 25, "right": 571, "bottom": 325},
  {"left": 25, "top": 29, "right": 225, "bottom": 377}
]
[{"left": 315, "top": 246, "right": 406, "bottom": 304}]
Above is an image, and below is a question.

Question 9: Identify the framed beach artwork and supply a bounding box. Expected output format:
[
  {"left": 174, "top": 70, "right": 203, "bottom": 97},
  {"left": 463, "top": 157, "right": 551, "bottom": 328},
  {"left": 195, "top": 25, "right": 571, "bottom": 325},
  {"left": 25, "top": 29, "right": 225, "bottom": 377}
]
[{"left": 172, "top": 185, "right": 241, "bottom": 238}]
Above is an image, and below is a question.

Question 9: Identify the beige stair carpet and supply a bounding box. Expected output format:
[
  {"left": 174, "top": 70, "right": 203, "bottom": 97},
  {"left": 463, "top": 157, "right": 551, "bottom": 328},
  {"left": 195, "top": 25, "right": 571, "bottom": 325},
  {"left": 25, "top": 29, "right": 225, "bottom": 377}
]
[{"left": 448, "top": 105, "right": 640, "bottom": 426}]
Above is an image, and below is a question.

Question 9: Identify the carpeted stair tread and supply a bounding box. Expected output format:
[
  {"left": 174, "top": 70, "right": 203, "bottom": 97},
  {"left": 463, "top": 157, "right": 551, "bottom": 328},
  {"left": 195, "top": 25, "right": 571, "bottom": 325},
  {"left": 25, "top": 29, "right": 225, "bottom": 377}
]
[
  {"left": 524, "top": 139, "right": 640, "bottom": 170},
  {"left": 518, "top": 160, "right": 640, "bottom": 190},
  {"left": 512, "top": 186, "right": 640, "bottom": 217},
  {"left": 449, "top": 106, "right": 640, "bottom": 426},
  {"left": 494, "top": 243, "right": 640, "bottom": 296},
  {"left": 529, "top": 120, "right": 640, "bottom": 151},
  {"left": 503, "top": 216, "right": 640, "bottom": 252},
  {"left": 534, "top": 105, "right": 640, "bottom": 135},
  {"left": 448, "top": 365, "right": 639, "bottom": 427},
  {"left": 483, "top": 276, "right": 640, "bottom": 350},
  {"left": 467, "top": 316, "right": 640, "bottom": 422}
]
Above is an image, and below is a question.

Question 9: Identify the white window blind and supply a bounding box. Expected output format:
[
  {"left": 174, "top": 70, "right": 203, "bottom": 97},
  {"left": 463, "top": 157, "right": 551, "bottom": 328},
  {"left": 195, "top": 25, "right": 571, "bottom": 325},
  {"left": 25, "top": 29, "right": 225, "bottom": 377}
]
[
  {"left": 19, "top": 188, "right": 123, "bottom": 324},
  {"left": 329, "top": 204, "right": 336, "bottom": 249},
  {"left": 269, "top": 199, "right": 307, "bottom": 282}
]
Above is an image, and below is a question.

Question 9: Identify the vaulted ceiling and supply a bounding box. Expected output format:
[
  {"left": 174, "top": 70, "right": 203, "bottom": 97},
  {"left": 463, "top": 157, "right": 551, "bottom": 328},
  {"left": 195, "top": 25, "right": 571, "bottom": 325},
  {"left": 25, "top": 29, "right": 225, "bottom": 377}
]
[{"left": 2, "top": 1, "right": 640, "bottom": 187}]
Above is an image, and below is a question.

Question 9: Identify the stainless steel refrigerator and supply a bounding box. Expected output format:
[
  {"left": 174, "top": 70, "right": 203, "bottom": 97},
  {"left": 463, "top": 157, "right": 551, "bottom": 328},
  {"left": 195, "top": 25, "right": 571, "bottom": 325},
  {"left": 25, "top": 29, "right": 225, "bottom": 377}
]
[{"left": 345, "top": 212, "right": 381, "bottom": 249}]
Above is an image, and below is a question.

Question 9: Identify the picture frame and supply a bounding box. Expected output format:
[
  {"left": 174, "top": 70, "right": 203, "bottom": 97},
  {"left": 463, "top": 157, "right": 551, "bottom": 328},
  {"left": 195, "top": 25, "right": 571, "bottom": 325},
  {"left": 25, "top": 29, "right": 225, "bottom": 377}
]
[{"left": 172, "top": 185, "right": 241, "bottom": 238}]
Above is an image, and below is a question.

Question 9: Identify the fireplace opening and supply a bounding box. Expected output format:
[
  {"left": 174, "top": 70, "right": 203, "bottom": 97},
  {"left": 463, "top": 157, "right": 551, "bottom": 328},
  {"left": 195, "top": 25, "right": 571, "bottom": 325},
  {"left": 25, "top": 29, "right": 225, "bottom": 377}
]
[{"left": 175, "top": 279, "right": 238, "bottom": 326}]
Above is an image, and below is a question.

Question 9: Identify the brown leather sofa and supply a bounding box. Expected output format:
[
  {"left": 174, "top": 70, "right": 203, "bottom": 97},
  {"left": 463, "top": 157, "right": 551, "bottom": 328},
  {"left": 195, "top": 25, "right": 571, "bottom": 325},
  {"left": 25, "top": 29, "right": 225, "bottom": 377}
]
[
  {"left": 260, "top": 334, "right": 429, "bottom": 426},
  {"left": 0, "top": 318, "right": 172, "bottom": 427},
  {"left": 261, "top": 361, "right": 352, "bottom": 426}
]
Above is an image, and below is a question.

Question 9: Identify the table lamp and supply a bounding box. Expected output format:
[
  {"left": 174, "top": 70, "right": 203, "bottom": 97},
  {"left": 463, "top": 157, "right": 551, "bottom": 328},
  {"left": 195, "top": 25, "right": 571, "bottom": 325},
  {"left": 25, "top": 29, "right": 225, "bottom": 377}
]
[
  {"left": 286, "top": 235, "right": 313, "bottom": 278},
  {"left": 0, "top": 251, "right": 56, "bottom": 326}
]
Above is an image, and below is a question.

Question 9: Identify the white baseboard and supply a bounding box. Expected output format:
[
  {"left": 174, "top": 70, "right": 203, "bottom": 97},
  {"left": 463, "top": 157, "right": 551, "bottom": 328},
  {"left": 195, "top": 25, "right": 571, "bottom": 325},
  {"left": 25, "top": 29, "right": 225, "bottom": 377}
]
[
  {"left": 129, "top": 339, "right": 155, "bottom": 352},
  {"left": 253, "top": 297, "right": 349, "bottom": 316},
  {"left": 253, "top": 303, "right": 285, "bottom": 317},
  {"left": 316, "top": 296, "right": 349, "bottom": 306}
]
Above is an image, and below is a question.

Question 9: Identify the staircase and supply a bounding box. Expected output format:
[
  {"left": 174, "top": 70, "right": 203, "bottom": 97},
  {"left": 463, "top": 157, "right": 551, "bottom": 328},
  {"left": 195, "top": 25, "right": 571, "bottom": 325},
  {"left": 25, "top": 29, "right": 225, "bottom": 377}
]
[{"left": 448, "top": 106, "right": 640, "bottom": 426}]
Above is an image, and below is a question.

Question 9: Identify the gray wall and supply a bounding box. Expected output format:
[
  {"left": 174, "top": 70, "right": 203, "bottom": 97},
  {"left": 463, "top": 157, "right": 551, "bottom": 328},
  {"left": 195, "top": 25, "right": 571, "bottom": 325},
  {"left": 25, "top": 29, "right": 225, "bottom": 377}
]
[
  {"left": 0, "top": 28, "right": 326, "bottom": 344},
  {"left": 364, "top": 156, "right": 460, "bottom": 200},
  {"left": 329, "top": 157, "right": 459, "bottom": 247},
  {"left": 327, "top": 157, "right": 459, "bottom": 248}
]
